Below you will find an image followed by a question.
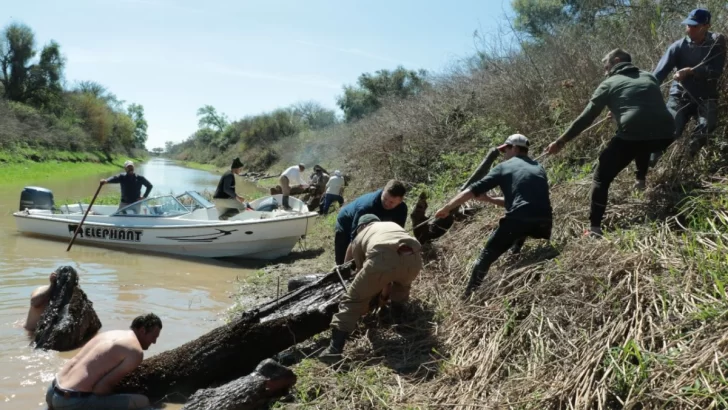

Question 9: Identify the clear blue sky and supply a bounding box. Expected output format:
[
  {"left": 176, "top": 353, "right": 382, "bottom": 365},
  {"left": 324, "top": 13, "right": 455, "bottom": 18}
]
[{"left": 5, "top": 0, "right": 514, "bottom": 150}]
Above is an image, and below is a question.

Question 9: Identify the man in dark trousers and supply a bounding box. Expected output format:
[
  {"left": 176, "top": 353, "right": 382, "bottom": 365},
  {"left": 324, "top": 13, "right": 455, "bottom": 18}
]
[
  {"left": 100, "top": 160, "right": 152, "bottom": 214},
  {"left": 333, "top": 179, "right": 408, "bottom": 265},
  {"left": 212, "top": 157, "right": 247, "bottom": 220},
  {"left": 651, "top": 8, "right": 725, "bottom": 162},
  {"left": 435, "top": 134, "right": 553, "bottom": 300},
  {"left": 546, "top": 48, "right": 675, "bottom": 237}
]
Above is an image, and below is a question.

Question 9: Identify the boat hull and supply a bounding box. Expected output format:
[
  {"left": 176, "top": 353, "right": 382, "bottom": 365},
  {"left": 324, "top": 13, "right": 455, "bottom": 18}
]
[{"left": 13, "top": 211, "right": 318, "bottom": 260}]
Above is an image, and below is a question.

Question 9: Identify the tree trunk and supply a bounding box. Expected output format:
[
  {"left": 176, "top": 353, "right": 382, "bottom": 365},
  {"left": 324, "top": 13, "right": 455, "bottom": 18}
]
[
  {"left": 33, "top": 266, "right": 102, "bottom": 352},
  {"left": 114, "top": 262, "right": 355, "bottom": 403},
  {"left": 180, "top": 359, "right": 296, "bottom": 410}
]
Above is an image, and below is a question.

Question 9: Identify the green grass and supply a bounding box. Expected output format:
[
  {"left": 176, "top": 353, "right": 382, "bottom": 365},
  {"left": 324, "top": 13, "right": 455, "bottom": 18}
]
[{"left": 0, "top": 147, "right": 145, "bottom": 186}]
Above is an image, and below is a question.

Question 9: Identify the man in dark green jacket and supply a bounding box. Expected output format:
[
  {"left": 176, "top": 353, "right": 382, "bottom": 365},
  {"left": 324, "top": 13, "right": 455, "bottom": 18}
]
[{"left": 546, "top": 48, "right": 675, "bottom": 237}]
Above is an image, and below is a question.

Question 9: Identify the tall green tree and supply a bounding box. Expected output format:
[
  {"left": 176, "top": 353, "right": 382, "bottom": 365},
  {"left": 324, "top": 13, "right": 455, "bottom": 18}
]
[
  {"left": 337, "top": 66, "right": 429, "bottom": 122},
  {"left": 0, "top": 23, "right": 65, "bottom": 107},
  {"left": 197, "top": 105, "right": 229, "bottom": 132},
  {"left": 127, "top": 103, "right": 148, "bottom": 148}
]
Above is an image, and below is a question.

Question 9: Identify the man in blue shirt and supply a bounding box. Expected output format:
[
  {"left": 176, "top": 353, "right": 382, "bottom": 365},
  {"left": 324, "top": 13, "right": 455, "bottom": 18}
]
[
  {"left": 651, "top": 8, "right": 725, "bottom": 162},
  {"left": 333, "top": 179, "right": 408, "bottom": 265},
  {"left": 100, "top": 160, "right": 153, "bottom": 213}
]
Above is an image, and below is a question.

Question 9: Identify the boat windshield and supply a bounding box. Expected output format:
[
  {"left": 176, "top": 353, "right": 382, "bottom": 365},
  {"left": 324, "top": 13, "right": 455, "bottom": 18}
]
[
  {"left": 112, "top": 195, "right": 190, "bottom": 217},
  {"left": 175, "top": 191, "right": 214, "bottom": 211}
]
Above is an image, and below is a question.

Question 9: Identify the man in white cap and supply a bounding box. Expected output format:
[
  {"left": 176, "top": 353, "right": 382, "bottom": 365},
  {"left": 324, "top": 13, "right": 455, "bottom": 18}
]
[
  {"left": 100, "top": 160, "right": 153, "bottom": 213},
  {"left": 319, "top": 169, "right": 346, "bottom": 215},
  {"left": 435, "top": 134, "right": 553, "bottom": 300}
]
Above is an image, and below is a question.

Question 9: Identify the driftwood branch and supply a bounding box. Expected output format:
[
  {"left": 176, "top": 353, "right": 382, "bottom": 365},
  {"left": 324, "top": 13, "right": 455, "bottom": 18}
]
[{"left": 115, "top": 262, "right": 355, "bottom": 403}]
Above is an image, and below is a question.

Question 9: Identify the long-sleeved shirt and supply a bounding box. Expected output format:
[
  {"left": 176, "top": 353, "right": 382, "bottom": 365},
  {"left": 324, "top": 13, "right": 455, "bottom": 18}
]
[
  {"left": 281, "top": 166, "right": 307, "bottom": 186},
  {"left": 468, "top": 155, "right": 552, "bottom": 221},
  {"left": 105, "top": 173, "right": 152, "bottom": 204},
  {"left": 335, "top": 188, "right": 408, "bottom": 241},
  {"left": 560, "top": 62, "right": 675, "bottom": 143},
  {"left": 653, "top": 32, "right": 726, "bottom": 100},
  {"left": 213, "top": 170, "right": 236, "bottom": 199},
  {"left": 326, "top": 175, "right": 345, "bottom": 196}
]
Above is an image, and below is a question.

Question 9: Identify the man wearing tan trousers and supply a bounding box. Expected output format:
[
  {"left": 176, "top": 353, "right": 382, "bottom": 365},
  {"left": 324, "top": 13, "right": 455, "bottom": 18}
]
[{"left": 319, "top": 214, "right": 423, "bottom": 363}]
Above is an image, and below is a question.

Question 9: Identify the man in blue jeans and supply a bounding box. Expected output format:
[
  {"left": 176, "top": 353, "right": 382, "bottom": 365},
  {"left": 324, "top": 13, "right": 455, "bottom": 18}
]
[{"left": 651, "top": 8, "right": 725, "bottom": 163}]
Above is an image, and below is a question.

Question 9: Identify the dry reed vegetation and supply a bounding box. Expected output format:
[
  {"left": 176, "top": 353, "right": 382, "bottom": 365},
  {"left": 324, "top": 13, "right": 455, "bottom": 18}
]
[{"left": 275, "top": 4, "right": 728, "bottom": 409}]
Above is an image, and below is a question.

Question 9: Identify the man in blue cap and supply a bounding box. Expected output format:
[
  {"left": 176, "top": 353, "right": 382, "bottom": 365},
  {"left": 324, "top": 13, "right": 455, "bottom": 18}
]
[{"left": 651, "top": 8, "right": 725, "bottom": 161}]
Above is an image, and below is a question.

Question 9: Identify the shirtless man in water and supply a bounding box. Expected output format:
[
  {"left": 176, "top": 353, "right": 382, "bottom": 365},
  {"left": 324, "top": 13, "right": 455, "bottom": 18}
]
[
  {"left": 45, "top": 313, "right": 162, "bottom": 410},
  {"left": 24, "top": 271, "right": 57, "bottom": 331}
]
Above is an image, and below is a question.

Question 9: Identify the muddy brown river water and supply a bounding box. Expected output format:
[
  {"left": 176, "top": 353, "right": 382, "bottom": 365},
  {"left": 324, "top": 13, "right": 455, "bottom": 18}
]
[{"left": 0, "top": 158, "right": 263, "bottom": 409}]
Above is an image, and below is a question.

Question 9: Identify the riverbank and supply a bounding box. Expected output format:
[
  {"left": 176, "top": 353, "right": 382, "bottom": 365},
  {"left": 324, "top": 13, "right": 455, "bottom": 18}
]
[
  {"left": 223, "top": 147, "right": 728, "bottom": 409},
  {"left": 0, "top": 148, "right": 146, "bottom": 186}
]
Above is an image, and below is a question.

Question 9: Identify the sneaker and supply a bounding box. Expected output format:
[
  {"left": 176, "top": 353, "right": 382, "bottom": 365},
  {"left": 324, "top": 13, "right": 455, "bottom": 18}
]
[{"left": 633, "top": 179, "right": 646, "bottom": 192}]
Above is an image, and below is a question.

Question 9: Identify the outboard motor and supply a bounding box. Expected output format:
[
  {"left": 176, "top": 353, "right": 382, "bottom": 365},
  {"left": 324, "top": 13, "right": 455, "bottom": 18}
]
[
  {"left": 255, "top": 197, "right": 279, "bottom": 212},
  {"left": 19, "top": 186, "right": 55, "bottom": 211}
]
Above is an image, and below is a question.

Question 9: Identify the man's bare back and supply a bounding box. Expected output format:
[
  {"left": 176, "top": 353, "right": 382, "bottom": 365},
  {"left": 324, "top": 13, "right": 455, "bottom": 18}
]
[
  {"left": 24, "top": 272, "right": 56, "bottom": 331},
  {"left": 46, "top": 313, "right": 162, "bottom": 410},
  {"left": 56, "top": 330, "right": 143, "bottom": 394}
]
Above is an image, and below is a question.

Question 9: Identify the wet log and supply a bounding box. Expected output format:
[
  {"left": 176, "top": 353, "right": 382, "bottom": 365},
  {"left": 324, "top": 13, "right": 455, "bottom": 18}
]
[
  {"left": 115, "top": 262, "right": 356, "bottom": 403},
  {"left": 180, "top": 359, "right": 296, "bottom": 410},
  {"left": 33, "top": 266, "right": 102, "bottom": 352}
]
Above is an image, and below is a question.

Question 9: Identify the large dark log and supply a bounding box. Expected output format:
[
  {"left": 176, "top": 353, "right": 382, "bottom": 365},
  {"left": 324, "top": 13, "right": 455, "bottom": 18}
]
[
  {"left": 33, "top": 266, "right": 102, "bottom": 352},
  {"left": 180, "top": 359, "right": 296, "bottom": 410},
  {"left": 115, "top": 262, "right": 356, "bottom": 403}
]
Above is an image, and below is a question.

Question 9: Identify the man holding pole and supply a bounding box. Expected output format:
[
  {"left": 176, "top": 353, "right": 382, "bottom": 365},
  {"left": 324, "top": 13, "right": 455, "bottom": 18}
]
[
  {"left": 435, "top": 134, "right": 552, "bottom": 300},
  {"left": 545, "top": 48, "right": 675, "bottom": 237},
  {"left": 100, "top": 160, "right": 152, "bottom": 214}
]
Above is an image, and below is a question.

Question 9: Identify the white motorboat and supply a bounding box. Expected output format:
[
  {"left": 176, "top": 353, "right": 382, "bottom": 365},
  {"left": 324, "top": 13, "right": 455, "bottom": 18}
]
[{"left": 13, "top": 187, "right": 319, "bottom": 260}]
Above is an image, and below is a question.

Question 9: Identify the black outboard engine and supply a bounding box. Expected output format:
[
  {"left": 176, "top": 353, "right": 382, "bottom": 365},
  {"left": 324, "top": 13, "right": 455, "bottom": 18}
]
[{"left": 19, "top": 186, "right": 55, "bottom": 211}]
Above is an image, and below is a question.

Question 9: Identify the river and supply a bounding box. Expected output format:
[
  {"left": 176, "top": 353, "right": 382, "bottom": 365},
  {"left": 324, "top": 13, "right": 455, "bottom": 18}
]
[{"left": 0, "top": 158, "right": 263, "bottom": 409}]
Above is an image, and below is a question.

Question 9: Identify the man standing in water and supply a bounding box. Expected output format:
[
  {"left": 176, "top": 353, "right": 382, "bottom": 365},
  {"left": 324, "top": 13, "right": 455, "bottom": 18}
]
[
  {"left": 23, "top": 271, "right": 56, "bottom": 332},
  {"left": 212, "top": 157, "right": 248, "bottom": 220},
  {"left": 45, "top": 313, "right": 162, "bottom": 410},
  {"left": 100, "top": 160, "right": 153, "bottom": 214}
]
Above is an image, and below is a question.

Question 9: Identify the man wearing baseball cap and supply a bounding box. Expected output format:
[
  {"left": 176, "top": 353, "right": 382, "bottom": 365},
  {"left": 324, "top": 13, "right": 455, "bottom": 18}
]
[
  {"left": 100, "top": 160, "right": 153, "bottom": 213},
  {"left": 435, "top": 134, "right": 553, "bottom": 300},
  {"left": 651, "top": 8, "right": 725, "bottom": 161},
  {"left": 546, "top": 48, "right": 675, "bottom": 238}
]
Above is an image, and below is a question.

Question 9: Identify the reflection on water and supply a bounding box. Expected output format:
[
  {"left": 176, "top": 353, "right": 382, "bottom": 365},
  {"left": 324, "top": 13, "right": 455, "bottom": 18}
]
[{"left": 0, "top": 158, "right": 263, "bottom": 409}]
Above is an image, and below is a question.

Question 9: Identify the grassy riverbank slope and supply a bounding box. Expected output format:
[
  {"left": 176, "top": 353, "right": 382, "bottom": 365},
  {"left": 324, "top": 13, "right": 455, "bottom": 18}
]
[{"left": 220, "top": 3, "right": 728, "bottom": 409}]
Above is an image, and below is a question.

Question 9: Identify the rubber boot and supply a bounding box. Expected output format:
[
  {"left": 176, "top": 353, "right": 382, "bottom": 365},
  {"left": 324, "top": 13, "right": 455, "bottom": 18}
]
[
  {"left": 281, "top": 195, "right": 292, "bottom": 211},
  {"left": 318, "top": 328, "right": 349, "bottom": 365}
]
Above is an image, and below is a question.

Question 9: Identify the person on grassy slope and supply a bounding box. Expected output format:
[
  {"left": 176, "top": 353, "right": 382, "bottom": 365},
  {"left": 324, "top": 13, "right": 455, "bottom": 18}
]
[
  {"left": 545, "top": 48, "right": 675, "bottom": 238},
  {"left": 435, "top": 134, "right": 553, "bottom": 300}
]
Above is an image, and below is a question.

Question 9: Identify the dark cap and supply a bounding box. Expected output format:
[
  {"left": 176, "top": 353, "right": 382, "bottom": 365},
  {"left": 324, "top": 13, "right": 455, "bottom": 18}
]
[
  {"left": 356, "top": 214, "right": 380, "bottom": 229},
  {"left": 682, "top": 8, "right": 710, "bottom": 26},
  {"left": 231, "top": 157, "right": 243, "bottom": 169}
]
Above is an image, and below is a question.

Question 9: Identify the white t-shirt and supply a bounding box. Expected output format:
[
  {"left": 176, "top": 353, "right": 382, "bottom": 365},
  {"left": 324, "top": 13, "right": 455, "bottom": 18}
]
[
  {"left": 281, "top": 166, "right": 306, "bottom": 186},
  {"left": 326, "top": 175, "right": 345, "bottom": 195}
]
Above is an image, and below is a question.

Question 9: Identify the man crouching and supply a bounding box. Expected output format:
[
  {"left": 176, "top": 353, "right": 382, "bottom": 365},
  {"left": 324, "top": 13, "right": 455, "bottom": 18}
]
[
  {"left": 319, "top": 214, "right": 423, "bottom": 363},
  {"left": 45, "top": 313, "right": 162, "bottom": 410}
]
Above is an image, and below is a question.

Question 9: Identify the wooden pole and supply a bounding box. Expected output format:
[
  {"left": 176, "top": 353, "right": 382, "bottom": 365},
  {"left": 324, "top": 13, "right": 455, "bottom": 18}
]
[{"left": 67, "top": 182, "right": 103, "bottom": 252}]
